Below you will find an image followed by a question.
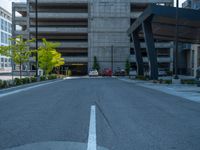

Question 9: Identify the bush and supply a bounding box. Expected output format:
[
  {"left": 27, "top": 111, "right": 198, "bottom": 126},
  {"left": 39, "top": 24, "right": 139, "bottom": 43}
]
[
  {"left": 166, "top": 70, "right": 173, "bottom": 76},
  {"left": 14, "top": 78, "right": 23, "bottom": 85},
  {"left": 2, "top": 80, "right": 9, "bottom": 88},
  {"left": 40, "top": 76, "right": 46, "bottom": 81},
  {"left": 30, "top": 77, "right": 37, "bottom": 83},
  {"left": 66, "top": 70, "right": 72, "bottom": 76},
  {"left": 136, "top": 75, "right": 147, "bottom": 80},
  {"left": 57, "top": 74, "right": 65, "bottom": 79},
  {"left": 0, "top": 80, "right": 3, "bottom": 88},
  {"left": 164, "top": 80, "right": 172, "bottom": 84},
  {"left": 22, "top": 77, "right": 30, "bottom": 84},
  {"left": 158, "top": 79, "right": 172, "bottom": 84},
  {"left": 181, "top": 79, "right": 196, "bottom": 85},
  {"left": 48, "top": 74, "right": 57, "bottom": 80}
]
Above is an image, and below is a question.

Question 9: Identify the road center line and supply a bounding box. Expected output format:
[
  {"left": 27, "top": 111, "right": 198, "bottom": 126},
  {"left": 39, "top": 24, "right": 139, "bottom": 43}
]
[{"left": 87, "top": 105, "right": 97, "bottom": 150}]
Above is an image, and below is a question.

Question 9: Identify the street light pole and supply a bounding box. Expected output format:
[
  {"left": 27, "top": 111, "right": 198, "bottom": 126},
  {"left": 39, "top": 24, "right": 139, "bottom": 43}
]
[
  {"left": 35, "top": 0, "right": 39, "bottom": 80},
  {"left": 174, "top": 0, "right": 179, "bottom": 79}
]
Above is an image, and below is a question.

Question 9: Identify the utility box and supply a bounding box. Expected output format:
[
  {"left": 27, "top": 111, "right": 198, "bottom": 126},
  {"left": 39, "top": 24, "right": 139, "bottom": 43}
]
[{"left": 38, "top": 69, "right": 44, "bottom": 76}]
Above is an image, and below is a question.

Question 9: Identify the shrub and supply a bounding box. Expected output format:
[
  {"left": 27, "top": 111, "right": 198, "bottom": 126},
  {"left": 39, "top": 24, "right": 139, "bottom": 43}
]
[
  {"left": 48, "top": 74, "right": 57, "bottom": 80},
  {"left": 2, "top": 80, "right": 9, "bottom": 88},
  {"left": 164, "top": 80, "right": 172, "bottom": 84},
  {"left": 166, "top": 70, "right": 173, "bottom": 76},
  {"left": 136, "top": 75, "right": 147, "bottom": 80},
  {"left": 40, "top": 76, "right": 46, "bottom": 81},
  {"left": 66, "top": 70, "right": 72, "bottom": 76},
  {"left": 30, "top": 77, "right": 37, "bottom": 83},
  {"left": 14, "top": 78, "right": 23, "bottom": 85},
  {"left": 0, "top": 80, "right": 3, "bottom": 88},
  {"left": 181, "top": 79, "right": 196, "bottom": 85},
  {"left": 22, "top": 77, "right": 30, "bottom": 84},
  {"left": 56, "top": 74, "right": 65, "bottom": 79},
  {"left": 158, "top": 79, "right": 172, "bottom": 84}
]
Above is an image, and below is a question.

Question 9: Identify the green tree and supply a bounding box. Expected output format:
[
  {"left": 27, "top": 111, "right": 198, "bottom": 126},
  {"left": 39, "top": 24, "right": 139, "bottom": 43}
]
[
  {"left": 38, "top": 38, "right": 64, "bottom": 76},
  {"left": 125, "top": 58, "right": 131, "bottom": 75},
  {"left": 0, "top": 35, "right": 35, "bottom": 78},
  {"left": 92, "top": 56, "right": 100, "bottom": 71}
]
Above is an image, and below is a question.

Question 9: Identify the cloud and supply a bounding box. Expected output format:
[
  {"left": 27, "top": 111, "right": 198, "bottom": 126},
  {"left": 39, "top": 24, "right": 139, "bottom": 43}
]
[{"left": 0, "top": 0, "right": 26, "bottom": 13}]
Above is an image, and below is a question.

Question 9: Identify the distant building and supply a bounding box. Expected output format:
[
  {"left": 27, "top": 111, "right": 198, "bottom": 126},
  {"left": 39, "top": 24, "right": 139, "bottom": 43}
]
[
  {"left": 182, "top": 0, "right": 200, "bottom": 77},
  {"left": 13, "top": 0, "right": 173, "bottom": 75},
  {"left": 0, "top": 6, "right": 12, "bottom": 73}
]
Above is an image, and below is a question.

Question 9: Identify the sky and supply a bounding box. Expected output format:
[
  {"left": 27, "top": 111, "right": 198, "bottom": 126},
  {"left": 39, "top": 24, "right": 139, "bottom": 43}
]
[
  {"left": 0, "top": 0, "right": 25, "bottom": 13},
  {"left": 0, "top": 0, "right": 186, "bottom": 13}
]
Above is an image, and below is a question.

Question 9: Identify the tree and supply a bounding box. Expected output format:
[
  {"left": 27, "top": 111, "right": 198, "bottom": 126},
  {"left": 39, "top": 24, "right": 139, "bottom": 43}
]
[
  {"left": 92, "top": 56, "right": 100, "bottom": 71},
  {"left": 38, "top": 38, "right": 64, "bottom": 76},
  {"left": 125, "top": 58, "right": 131, "bottom": 75},
  {"left": 0, "top": 35, "right": 35, "bottom": 78}
]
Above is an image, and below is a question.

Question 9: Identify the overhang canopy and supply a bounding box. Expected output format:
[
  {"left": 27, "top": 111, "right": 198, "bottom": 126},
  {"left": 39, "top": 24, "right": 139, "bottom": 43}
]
[{"left": 128, "top": 4, "right": 200, "bottom": 44}]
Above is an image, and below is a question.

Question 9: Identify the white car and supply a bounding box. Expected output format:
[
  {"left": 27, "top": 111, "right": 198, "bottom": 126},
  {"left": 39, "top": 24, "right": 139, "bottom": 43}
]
[{"left": 89, "top": 70, "right": 99, "bottom": 77}]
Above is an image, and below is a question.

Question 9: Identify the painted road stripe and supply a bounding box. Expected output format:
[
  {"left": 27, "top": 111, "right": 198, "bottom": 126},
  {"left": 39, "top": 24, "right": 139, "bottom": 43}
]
[
  {"left": 87, "top": 105, "right": 97, "bottom": 150},
  {"left": 0, "top": 80, "right": 62, "bottom": 98}
]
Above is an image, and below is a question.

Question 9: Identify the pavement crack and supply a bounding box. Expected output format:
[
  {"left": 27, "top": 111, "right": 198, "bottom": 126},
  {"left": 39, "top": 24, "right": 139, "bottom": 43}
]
[{"left": 94, "top": 101, "right": 118, "bottom": 137}]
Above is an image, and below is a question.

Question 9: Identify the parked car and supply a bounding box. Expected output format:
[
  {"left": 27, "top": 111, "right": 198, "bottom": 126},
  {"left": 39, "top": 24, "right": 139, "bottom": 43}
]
[
  {"left": 114, "top": 68, "right": 126, "bottom": 76},
  {"left": 89, "top": 69, "right": 99, "bottom": 77},
  {"left": 102, "top": 68, "right": 112, "bottom": 76},
  {"left": 129, "top": 70, "right": 137, "bottom": 76}
]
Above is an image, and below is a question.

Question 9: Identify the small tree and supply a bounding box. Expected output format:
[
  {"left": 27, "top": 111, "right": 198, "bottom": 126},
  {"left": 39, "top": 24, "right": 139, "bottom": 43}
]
[
  {"left": 0, "top": 35, "right": 35, "bottom": 78},
  {"left": 52, "top": 50, "right": 65, "bottom": 74},
  {"left": 125, "top": 59, "right": 131, "bottom": 75},
  {"left": 92, "top": 56, "right": 100, "bottom": 71},
  {"left": 38, "top": 38, "right": 64, "bottom": 76}
]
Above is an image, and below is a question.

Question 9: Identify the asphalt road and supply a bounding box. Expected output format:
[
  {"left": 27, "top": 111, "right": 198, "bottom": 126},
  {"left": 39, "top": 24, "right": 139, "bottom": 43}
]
[{"left": 0, "top": 78, "right": 200, "bottom": 150}]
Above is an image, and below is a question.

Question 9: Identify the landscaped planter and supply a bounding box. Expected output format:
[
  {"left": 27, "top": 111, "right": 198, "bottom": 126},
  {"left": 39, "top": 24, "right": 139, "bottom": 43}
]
[{"left": 0, "top": 74, "right": 65, "bottom": 89}]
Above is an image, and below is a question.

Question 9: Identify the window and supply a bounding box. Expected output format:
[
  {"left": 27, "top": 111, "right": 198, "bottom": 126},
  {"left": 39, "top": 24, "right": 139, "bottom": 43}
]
[
  {"left": 1, "top": 19, "right": 3, "bottom": 30},
  {"left": 5, "top": 34, "right": 7, "bottom": 44},
  {"left": 1, "top": 32, "right": 4, "bottom": 43},
  {"left": 5, "top": 21, "right": 7, "bottom": 32},
  {"left": 9, "top": 23, "right": 12, "bottom": 33}
]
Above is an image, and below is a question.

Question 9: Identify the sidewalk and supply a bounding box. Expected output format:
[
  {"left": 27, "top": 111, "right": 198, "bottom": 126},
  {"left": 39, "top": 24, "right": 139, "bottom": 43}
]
[{"left": 119, "top": 77, "right": 200, "bottom": 103}]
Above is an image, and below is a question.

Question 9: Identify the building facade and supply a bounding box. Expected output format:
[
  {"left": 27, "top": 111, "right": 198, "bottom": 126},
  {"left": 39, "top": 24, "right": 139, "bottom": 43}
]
[
  {"left": 182, "top": 0, "right": 200, "bottom": 77},
  {"left": 13, "top": 0, "right": 173, "bottom": 75},
  {"left": 0, "top": 7, "right": 12, "bottom": 73}
]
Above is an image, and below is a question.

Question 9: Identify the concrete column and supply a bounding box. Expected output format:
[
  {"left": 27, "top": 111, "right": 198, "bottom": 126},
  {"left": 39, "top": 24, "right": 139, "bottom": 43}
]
[
  {"left": 142, "top": 19, "right": 158, "bottom": 80},
  {"left": 131, "top": 32, "right": 144, "bottom": 76}
]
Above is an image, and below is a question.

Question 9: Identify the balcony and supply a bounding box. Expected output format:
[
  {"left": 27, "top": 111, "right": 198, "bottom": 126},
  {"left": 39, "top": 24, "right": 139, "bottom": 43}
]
[
  {"left": 14, "top": 17, "right": 27, "bottom": 26},
  {"left": 30, "top": 42, "right": 88, "bottom": 48},
  {"left": 14, "top": 30, "right": 28, "bottom": 37},
  {"left": 29, "top": 0, "right": 88, "bottom": 4},
  {"left": 30, "top": 27, "right": 88, "bottom": 34},
  {"left": 29, "top": 12, "right": 88, "bottom": 19}
]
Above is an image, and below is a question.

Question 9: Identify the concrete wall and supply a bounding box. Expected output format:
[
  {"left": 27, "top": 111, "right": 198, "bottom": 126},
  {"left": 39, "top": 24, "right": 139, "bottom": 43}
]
[{"left": 88, "top": 0, "right": 130, "bottom": 71}]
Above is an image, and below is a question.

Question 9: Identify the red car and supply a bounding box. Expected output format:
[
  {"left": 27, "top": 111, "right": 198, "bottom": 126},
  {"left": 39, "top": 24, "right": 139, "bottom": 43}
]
[{"left": 102, "top": 68, "right": 112, "bottom": 76}]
